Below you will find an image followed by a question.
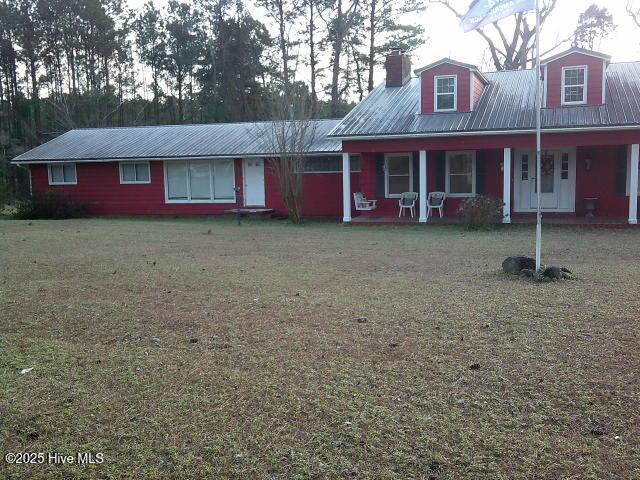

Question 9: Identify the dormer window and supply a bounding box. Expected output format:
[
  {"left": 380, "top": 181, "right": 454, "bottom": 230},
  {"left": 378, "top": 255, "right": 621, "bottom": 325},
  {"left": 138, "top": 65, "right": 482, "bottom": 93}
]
[
  {"left": 562, "top": 66, "right": 587, "bottom": 105},
  {"left": 434, "top": 75, "right": 457, "bottom": 112}
]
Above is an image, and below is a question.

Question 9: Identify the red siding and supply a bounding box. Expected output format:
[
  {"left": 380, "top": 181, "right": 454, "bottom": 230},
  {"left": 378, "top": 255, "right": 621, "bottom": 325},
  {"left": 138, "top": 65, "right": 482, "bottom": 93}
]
[
  {"left": 472, "top": 73, "right": 485, "bottom": 109},
  {"left": 420, "top": 64, "right": 471, "bottom": 114},
  {"left": 575, "top": 145, "right": 628, "bottom": 217},
  {"left": 29, "top": 159, "right": 354, "bottom": 217},
  {"left": 342, "top": 130, "right": 640, "bottom": 153},
  {"left": 30, "top": 160, "right": 244, "bottom": 215},
  {"left": 545, "top": 53, "right": 605, "bottom": 107},
  {"left": 263, "top": 158, "right": 360, "bottom": 217}
]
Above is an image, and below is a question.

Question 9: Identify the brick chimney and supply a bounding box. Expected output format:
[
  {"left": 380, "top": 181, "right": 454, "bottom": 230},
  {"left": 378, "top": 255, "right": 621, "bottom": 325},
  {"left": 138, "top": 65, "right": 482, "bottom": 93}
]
[{"left": 385, "top": 48, "right": 412, "bottom": 87}]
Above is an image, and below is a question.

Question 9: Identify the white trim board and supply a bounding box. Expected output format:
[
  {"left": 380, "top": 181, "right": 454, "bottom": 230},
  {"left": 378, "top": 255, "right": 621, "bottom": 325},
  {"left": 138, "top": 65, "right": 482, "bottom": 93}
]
[
  {"left": 561, "top": 65, "right": 588, "bottom": 106},
  {"left": 513, "top": 147, "right": 577, "bottom": 213},
  {"left": 47, "top": 163, "right": 77, "bottom": 185},
  {"left": 433, "top": 75, "right": 458, "bottom": 113},
  {"left": 384, "top": 152, "right": 414, "bottom": 198},
  {"left": 330, "top": 124, "right": 640, "bottom": 141},
  {"left": 163, "top": 159, "right": 237, "bottom": 204},
  {"left": 119, "top": 161, "right": 151, "bottom": 184},
  {"left": 445, "top": 150, "right": 476, "bottom": 198}
]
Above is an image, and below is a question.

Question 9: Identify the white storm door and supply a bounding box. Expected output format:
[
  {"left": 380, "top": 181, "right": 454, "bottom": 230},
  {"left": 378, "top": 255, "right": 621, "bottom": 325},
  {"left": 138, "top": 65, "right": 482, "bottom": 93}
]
[{"left": 243, "top": 158, "right": 265, "bottom": 206}]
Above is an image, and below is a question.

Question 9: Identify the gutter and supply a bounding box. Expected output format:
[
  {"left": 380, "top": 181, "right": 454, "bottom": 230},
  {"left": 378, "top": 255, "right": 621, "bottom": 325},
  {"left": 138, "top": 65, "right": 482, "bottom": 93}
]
[
  {"left": 11, "top": 151, "right": 344, "bottom": 165},
  {"left": 328, "top": 124, "right": 640, "bottom": 141}
]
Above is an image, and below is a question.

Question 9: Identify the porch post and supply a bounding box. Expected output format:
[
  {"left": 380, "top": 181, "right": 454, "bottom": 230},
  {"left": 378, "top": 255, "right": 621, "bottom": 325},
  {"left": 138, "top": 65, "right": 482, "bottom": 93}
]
[
  {"left": 503, "top": 148, "right": 511, "bottom": 223},
  {"left": 342, "top": 152, "right": 352, "bottom": 222},
  {"left": 629, "top": 144, "right": 639, "bottom": 225},
  {"left": 419, "top": 150, "right": 428, "bottom": 223}
]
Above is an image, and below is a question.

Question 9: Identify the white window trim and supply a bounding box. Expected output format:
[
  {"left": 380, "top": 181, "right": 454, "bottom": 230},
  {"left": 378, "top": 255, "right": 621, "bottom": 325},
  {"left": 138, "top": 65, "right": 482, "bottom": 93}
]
[
  {"left": 119, "top": 161, "right": 151, "bottom": 184},
  {"left": 434, "top": 75, "right": 457, "bottom": 112},
  {"left": 561, "top": 65, "right": 588, "bottom": 105},
  {"left": 384, "top": 152, "right": 414, "bottom": 198},
  {"left": 163, "top": 159, "right": 236, "bottom": 204},
  {"left": 445, "top": 150, "right": 476, "bottom": 198},
  {"left": 48, "top": 163, "right": 77, "bottom": 185}
]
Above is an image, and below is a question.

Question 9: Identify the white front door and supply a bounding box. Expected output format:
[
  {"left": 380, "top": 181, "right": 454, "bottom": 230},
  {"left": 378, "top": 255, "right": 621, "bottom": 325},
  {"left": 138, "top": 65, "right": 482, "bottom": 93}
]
[
  {"left": 243, "top": 158, "right": 265, "bottom": 206},
  {"left": 514, "top": 149, "right": 576, "bottom": 212}
]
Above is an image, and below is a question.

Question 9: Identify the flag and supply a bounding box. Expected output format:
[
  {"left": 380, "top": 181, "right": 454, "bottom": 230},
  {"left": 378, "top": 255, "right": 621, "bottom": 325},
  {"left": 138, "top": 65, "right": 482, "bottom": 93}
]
[{"left": 460, "top": 0, "right": 535, "bottom": 32}]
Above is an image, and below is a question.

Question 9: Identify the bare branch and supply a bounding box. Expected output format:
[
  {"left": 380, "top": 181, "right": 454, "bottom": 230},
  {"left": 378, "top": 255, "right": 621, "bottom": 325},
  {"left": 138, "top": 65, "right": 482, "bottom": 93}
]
[{"left": 256, "top": 96, "right": 318, "bottom": 224}]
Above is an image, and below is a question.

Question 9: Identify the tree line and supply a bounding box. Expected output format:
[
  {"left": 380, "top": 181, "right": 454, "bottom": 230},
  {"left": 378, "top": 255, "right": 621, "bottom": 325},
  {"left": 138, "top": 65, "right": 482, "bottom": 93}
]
[{"left": 0, "top": 0, "right": 623, "bottom": 203}]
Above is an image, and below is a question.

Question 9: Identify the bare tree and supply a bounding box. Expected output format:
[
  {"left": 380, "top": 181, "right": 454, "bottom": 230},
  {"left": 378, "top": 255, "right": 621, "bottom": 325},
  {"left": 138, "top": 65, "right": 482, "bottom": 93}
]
[
  {"left": 258, "top": 97, "right": 317, "bottom": 224},
  {"left": 628, "top": 2, "right": 640, "bottom": 29},
  {"left": 429, "top": 0, "right": 558, "bottom": 70}
]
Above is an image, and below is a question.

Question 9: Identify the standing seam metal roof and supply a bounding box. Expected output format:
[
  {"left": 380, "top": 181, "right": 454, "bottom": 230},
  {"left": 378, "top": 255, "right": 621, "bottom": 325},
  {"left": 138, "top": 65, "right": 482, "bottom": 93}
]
[
  {"left": 328, "top": 62, "right": 640, "bottom": 138},
  {"left": 12, "top": 119, "right": 343, "bottom": 163}
]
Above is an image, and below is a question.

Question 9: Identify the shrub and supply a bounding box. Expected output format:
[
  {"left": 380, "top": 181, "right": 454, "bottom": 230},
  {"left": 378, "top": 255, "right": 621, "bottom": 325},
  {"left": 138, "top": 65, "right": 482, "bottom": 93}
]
[
  {"left": 456, "top": 195, "right": 504, "bottom": 230},
  {"left": 14, "top": 190, "right": 84, "bottom": 220}
]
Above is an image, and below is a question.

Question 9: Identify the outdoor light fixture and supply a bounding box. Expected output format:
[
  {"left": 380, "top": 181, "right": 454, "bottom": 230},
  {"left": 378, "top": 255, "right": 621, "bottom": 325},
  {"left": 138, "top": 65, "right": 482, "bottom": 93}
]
[
  {"left": 585, "top": 157, "right": 593, "bottom": 172},
  {"left": 500, "top": 160, "right": 504, "bottom": 172}
]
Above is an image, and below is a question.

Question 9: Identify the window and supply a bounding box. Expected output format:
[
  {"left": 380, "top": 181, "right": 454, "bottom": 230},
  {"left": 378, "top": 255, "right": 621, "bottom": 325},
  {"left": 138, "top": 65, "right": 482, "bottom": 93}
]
[
  {"left": 446, "top": 151, "right": 476, "bottom": 196},
  {"left": 48, "top": 163, "right": 77, "bottom": 185},
  {"left": 434, "top": 75, "right": 457, "bottom": 112},
  {"left": 303, "top": 156, "right": 361, "bottom": 173},
  {"left": 350, "top": 155, "right": 361, "bottom": 172},
  {"left": 385, "top": 153, "right": 413, "bottom": 197},
  {"left": 521, "top": 154, "right": 529, "bottom": 181},
  {"left": 561, "top": 153, "right": 569, "bottom": 180},
  {"left": 304, "top": 156, "right": 341, "bottom": 172},
  {"left": 165, "top": 159, "right": 235, "bottom": 202},
  {"left": 120, "top": 162, "right": 150, "bottom": 184},
  {"left": 562, "top": 66, "right": 587, "bottom": 105}
]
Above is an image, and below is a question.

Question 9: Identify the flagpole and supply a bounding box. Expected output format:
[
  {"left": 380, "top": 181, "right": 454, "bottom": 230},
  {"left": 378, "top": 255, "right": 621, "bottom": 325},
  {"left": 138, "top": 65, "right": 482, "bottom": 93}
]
[{"left": 534, "top": 0, "right": 542, "bottom": 271}]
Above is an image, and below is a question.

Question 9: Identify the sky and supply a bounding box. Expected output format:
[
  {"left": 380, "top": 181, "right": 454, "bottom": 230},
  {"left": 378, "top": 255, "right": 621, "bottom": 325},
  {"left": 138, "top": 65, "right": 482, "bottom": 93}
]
[
  {"left": 127, "top": 0, "right": 640, "bottom": 94},
  {"left": 414, "top": 0, "right": 640, "bottom": 72}
]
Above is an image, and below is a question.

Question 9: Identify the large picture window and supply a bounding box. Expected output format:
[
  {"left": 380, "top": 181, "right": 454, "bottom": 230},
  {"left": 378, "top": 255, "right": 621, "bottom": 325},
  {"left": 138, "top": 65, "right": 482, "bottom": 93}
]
[
  {"left": 48, "top": 163, "right": 77, "bottom": 185},
  {"left": 446, "top": 151, "right": 476, "bottom": 197},
  {"left": 434, "top": 75, "right": 457, "bottom": 112},
  {"left": 165, "top": 160, "right": 235, "bottom": 203},
  {"left": 120, "top": 162, "right": 150, "bottom": 184},
  {"left": 562, "top": 66, "right": 587, "bottom": 105},
  {"left": 385, "top": 153, "right": 413, "bottom": 197}
]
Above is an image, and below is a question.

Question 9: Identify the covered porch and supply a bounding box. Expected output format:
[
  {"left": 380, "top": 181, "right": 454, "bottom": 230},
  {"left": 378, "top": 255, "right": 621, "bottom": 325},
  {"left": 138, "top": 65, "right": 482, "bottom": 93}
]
[{"left": 340, "top": 131, "right": 640, "bottom": 225}]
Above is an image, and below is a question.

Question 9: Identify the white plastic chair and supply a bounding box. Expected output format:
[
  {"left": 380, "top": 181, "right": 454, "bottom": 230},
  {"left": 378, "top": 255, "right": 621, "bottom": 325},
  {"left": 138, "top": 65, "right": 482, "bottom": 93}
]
[
  {"left": 398, "top": 192, "right": 418, "bottom": 218},
  {"left": 427, "top": 191, "right": 446, "bottom": 218},
  {"left": 353, "top": 192, "right": 377, "bottom": 211}
]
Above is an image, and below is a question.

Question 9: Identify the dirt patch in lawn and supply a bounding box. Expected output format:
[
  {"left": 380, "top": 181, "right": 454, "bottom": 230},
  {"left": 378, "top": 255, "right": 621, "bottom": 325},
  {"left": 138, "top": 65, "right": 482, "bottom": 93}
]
[{"left": 1, "top": 217, "right": 639, "bottom": 479}]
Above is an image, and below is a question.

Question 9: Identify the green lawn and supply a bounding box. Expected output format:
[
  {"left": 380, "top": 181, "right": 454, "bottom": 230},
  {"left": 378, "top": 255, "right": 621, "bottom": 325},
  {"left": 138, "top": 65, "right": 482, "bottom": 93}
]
[{"left": 1, "top": 217, "right": 639, "bottom": 479}]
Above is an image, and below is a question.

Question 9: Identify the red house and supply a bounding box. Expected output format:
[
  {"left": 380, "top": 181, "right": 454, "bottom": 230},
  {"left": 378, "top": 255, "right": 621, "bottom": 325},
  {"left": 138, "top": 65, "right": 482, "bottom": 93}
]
[{"left": 12, "top": 47, "right": 640, "bottom": 224}]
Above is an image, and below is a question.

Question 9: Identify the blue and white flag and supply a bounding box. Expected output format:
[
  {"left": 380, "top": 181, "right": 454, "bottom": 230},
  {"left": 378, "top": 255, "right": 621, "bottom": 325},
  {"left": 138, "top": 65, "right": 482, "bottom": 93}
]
[{"left": 460, "top": 0, "right": 535, "bottom": 32}]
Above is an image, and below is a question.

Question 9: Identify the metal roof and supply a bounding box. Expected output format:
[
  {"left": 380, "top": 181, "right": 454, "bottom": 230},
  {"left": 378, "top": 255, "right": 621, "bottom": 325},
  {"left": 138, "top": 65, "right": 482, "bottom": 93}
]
[
  {"left": 329, "top": 62, "right": 640, "bottom": 138},
  {"left": 12, "top": 119, "right": 342, "bottom": 163}
]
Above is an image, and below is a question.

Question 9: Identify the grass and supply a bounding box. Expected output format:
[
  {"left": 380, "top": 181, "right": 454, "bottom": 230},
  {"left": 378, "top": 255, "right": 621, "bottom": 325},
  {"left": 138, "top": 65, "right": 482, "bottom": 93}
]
[{"left": 1, "top": 217, "right": 639, "bottom": 479}]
